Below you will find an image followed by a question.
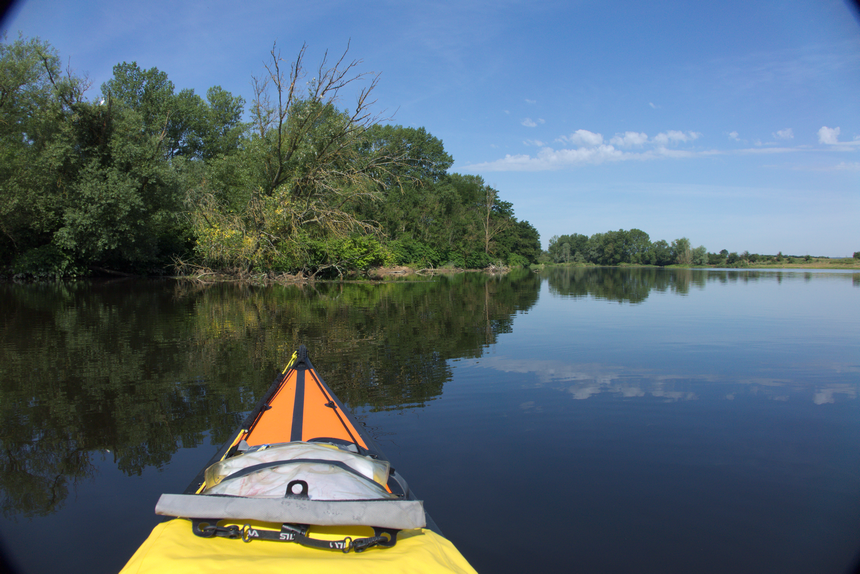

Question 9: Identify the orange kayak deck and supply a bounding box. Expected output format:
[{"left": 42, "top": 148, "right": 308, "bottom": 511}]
[
  {"left": 184, "top": 348, "right": 382, "bottom": 497},
  {"left": 241, "top": 360, "right": 368, "bottom": 450}
]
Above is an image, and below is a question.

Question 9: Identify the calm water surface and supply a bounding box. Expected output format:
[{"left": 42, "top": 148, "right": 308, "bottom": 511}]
[{"left": 1, "top": 268, "right": 858, "bottom": 573}]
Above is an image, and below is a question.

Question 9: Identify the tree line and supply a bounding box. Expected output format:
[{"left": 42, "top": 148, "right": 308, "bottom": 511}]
[
  {"left": 543, "top": 230, "right": 846, "bottom": 268},
  {"left": 0, "top": 36, "right": 541, "bottom": 279},
  {"left": 544, "top": 230, "right": 705, "bottom": 266}
]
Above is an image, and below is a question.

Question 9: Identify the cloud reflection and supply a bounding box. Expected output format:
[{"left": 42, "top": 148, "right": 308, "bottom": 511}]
[
  {"left": 476, "top": 357, "right": 858, "bottom": 405},
  {"left": 478, "top": 357, "right": 700, "bottom": 402},
  {"left": 813, "top": 385, "right": 857, "bottom": 405}
]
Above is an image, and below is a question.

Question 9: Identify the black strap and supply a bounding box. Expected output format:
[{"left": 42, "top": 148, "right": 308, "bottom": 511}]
[
  {"left": 191, "top": 520, "right": 399, "bottom": 552},
  {"left": 290, "top": 368, "right": 306, "bottom": 441}
]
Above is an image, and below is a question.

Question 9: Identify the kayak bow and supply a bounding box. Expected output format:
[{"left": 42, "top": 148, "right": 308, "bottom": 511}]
[{"left": 120, "top": 345, "right": 476, "bottom": 574}]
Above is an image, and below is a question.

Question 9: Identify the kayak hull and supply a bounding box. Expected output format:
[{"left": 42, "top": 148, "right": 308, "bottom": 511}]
[{"left": 120, "top": 346, "right": 475, "bottom": 573}]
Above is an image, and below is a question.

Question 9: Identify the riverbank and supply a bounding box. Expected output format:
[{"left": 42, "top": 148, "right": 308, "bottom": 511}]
[
  {"left": 725, "top": 259, "right": 860, "bottom": 270},
  {"left": 166, "top": 264, "right": 512, "bottom": 285}
]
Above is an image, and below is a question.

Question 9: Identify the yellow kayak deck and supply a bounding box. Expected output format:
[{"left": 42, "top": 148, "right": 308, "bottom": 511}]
[{"left": 121, "top": 519, "right": 476, "bottom": 574}]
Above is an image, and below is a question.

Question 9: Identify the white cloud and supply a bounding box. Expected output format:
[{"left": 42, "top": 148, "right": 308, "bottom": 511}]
[
  {"left": 834, "top": 161, "right": 860, "bottom": 171},
  {"left": 465, "top": 122, "right": 837, "bottom": 172},
  {"left": 525, "top": 99, "right": 536, "bottom": 104},
  {"left": 538, "top": 145, "right": 625, "bottom": 164},
  {"left": 773, "top": 128, "right": 794, "bottom": 140},
  {"left": 469, "top": 127, "right": 709, "bottom": 171},
  {"left": 818, "top": 126, "right": 841, "bottom": 144},
  {"left": 521, "top": 117, "right": 545, "bottom": 127},
  {"left": 559, "top": 129, "right": 604, "bottom": 147},
  {"left": 737, "top": 147, "right": 801, "bottom": 155},
  {"left": 793, "top": 161, "right": 860, "bottom": 172},
  {"left": 467, "top": 144, "right": 626, "bottom": 171},
  {"left": 817, "top": 130, "right": 860, "bottom": 147},
  {"left": 653, "top": 130, "right": 701, "bottom": 145},
  {"left": 649, "top": 102, "right": 659, "bottom": 109},
  {"left": 610, "top": 131, "right": 649, "bottom": 147}
]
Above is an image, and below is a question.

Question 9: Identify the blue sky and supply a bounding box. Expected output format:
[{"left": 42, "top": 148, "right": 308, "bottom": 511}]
[{"left": 4, "top": 0, "right": 859, "bottom": 255}]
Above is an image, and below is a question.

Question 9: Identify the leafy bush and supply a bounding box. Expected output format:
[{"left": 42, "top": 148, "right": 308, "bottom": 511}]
[
  {"left": 443, "top": 252, "right": 466, "bottom": 269},
  {"left": 508, "top": 253, "right": 529, "bottom": 268},
  {"left": 466, "top": 251, "right": 493, "bottom": 269},
  {"left": 387, "top": 239, "right": 441, "bottom": 268},
  {"left": 306, "top": 236, "right": 392, "bottom": 274},
  {"left": 12, "top": 244, "right": 84, "bottom": 280}
]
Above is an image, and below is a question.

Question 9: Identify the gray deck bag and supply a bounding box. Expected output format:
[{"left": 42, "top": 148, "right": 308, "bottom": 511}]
[{"left": 155, "top": 442, "right": 426, "bottom": 530}]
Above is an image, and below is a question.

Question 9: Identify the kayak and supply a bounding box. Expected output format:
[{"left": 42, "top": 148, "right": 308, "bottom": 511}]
[{"left": 120, "top": 345, "right": 477, "bottom": 574}]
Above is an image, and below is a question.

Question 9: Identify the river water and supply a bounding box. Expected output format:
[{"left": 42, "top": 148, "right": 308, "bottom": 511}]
[{"left": 1, "top": 268, "right": 858, "bottom": 573}]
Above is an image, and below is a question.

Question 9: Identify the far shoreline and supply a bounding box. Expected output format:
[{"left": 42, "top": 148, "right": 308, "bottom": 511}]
[{"left": 531, "top": 259, "right": 860, "bottom": 271}]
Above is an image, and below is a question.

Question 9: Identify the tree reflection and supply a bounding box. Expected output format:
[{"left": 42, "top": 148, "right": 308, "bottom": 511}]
[
  {"left": 542, "top": 267, "right": 677, "bottom": 302},
  {"left": 0, "top": 270, "right": 539, "bottom": 517},
  {"left": 540, "top": 267, "right": 826, "bottom": 302}
]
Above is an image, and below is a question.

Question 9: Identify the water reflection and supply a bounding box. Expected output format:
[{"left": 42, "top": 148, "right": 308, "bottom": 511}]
[
  {"left": 812, "top": 384, "right": 857, "bottom": 405},
  {"left": 0, "top": 271, "right": 540, "bottom": 518},
  {"left": 544, "top": 267, "right": 858, "bottom": 302},
  {"left": 477, "top": 357, "right": 702, "bottom": 401},
  {"left": 543, "top": 267, "right": 685, "bottom": 302},
  {"left": 477, "top": 356, "right": 859, "bottom": 405},
  {"left": 0, "top": 267, "right": 855, "bottom": 521}
]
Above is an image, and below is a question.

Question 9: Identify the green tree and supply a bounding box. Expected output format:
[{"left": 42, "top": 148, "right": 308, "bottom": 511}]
[
  {"left": 198, "top": 86, "right": 246, "bottom": 159},
  {"left": 495, "top": 220, "right": 541, "bottom": 265},
  {"left": 626, "top": 229, "right": 652, "bottom": 264},
  {"left": 355, "top": 124, "right": 454, "bottom": 256},
  {"left": 546, "top": 235, "right": 565, "bottom": 262},
  {"left": 442, "top": 173, "right": 492, "bottom": 264},
  {"left": 585, "top": 232, "right": 606, "bottom": 264},
  {"left": 482, "top": 185, "right": 514, "bottom": 257},
  {"left": 361, "top": 124, "right": 453, "bottom": 185},
  {"left": 650, "top": 240, "right": 673, "bottom": 266},
  {"left": 0, "top": 36, "right": 85, "bottom": 269},
  {"left": 50, "top": 97, "right": 185, "bottom": 267},
  {"left": 191, "top": 43, "right": 398, "bottom": 274},
  {"left": 671, "top": 237, "right": 692, "bottom": 265},
  {"left": 1, "top": 38, "right": 248, "bottom": 275}
]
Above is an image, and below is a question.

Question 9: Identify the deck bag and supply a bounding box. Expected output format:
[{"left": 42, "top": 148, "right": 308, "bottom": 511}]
[
  {"left": 203, "top": 442, "right": 392, "bottom": 498},
  {"left": 155, "top": 442, "right": 426, "bottom": 531}
]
